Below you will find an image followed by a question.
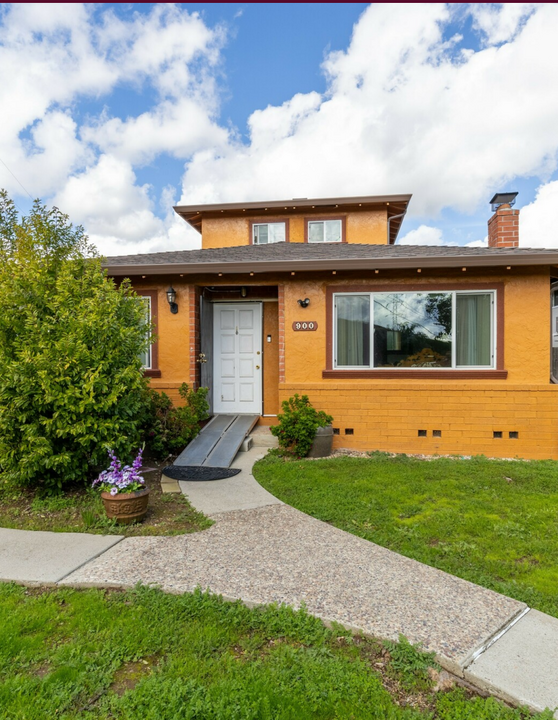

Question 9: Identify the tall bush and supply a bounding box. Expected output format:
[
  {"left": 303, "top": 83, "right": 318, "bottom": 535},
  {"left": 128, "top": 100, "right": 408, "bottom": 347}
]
[
  {"left": 142, "top": 383, "right": 210, "bottom": 459},
  {"left": 0, "top": 191, "right": 152, "bottom": 490}
]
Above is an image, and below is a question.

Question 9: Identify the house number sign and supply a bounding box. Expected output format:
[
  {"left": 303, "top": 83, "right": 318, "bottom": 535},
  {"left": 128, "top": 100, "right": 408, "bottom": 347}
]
[{"left": 292, "top": 321, "right": 318, "bottom": 331}]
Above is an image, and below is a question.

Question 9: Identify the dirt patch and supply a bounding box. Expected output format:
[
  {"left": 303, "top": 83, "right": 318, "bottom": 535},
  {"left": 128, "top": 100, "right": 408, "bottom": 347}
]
[
  {"left": 110, "top": 655, "right": 160, "bottom": 696},
  {"left": 34, "top": 663, "right": 51, "bottom": 678},
  {"left": 0, "top": 459, "right": 211, "bottom": 537}
]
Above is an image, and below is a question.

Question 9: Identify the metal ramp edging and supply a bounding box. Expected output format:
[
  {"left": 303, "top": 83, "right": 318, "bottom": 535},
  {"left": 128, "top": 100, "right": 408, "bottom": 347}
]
[{"left": 173, "top": 414, "right": 259, "bottom": 468}]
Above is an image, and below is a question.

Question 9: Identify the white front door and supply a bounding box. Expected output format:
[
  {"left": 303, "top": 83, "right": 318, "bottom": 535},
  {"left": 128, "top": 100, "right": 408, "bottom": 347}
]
[{"left": 213, "top": 303, "right": 262, "bottom": 414}]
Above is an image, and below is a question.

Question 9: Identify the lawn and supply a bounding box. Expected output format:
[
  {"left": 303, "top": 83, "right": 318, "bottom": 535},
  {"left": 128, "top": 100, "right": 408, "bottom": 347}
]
[
  {"left": 253, "top": 452, "right": 558, "bottom": 619},
  {"left": 0, "top": 583, "right": 551, "bottom": 719},
  {"left": 0, "top": 464, "right": 211, "bottom": 537}
]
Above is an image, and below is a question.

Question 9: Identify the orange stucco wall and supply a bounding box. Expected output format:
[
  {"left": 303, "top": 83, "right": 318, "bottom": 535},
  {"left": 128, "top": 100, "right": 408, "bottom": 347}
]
[
  {"left": 201, "top": 208, "right": 388, "bottom": 248},
  {"left": 124, "top": 266, "right": 558, "bottom": 460}
]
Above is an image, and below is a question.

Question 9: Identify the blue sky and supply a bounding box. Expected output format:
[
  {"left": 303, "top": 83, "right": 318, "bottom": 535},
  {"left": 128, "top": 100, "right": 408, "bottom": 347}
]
[{"left": 0, "top": 3, "right": 557, "bottom": 254}]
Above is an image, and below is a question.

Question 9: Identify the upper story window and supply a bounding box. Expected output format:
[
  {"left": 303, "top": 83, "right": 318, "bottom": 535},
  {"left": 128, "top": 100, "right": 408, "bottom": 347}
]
[
  {"left": 252, "top": 222, "right": 286, "bottom": 244},
  {"left": 334, "top": 290, "right": 495, "bottom": 369},
  {"left": 307, "top": 218, "right": 343, "bottom": 243}
]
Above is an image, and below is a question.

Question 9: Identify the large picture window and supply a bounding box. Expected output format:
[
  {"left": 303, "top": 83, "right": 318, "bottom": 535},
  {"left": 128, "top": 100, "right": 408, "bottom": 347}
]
[{"left": 334, "top": 290, "right": 495, "bottom": 369}]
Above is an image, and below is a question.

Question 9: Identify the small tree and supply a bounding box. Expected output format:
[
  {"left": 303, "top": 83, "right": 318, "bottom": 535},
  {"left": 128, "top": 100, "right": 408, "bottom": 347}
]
[{"left": 0, "top": 191, "right": 152, "bottom": 490}]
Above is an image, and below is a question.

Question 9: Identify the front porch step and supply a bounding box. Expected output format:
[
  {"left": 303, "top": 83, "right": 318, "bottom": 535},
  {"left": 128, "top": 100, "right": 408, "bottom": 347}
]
[{"left": 249, "top": 427, "right": 279, "bottom": 449}]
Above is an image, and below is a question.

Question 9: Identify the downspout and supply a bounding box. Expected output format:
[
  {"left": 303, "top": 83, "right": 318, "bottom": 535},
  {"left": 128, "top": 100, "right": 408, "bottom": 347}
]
[
  {"left": 551, "top": 281, "right": 558, "bottom": 383},
  {"left": 386, "top": 211, "right": 407, "bottom": 244}
]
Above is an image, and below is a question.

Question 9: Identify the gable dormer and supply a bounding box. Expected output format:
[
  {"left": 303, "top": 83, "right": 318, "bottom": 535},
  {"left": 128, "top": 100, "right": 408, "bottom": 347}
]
[{"left": 174, "top": 194, "right": 411, "bottom": 249}]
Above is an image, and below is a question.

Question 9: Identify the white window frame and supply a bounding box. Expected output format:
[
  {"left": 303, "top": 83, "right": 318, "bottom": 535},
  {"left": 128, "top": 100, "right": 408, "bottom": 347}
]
[
  {"left": 140, "top": 295, "right": 152, "bottom": 370},
  {"left": 252, "top": 222, "right": 286, "bottom": 244},
  {"left": 333, "top": 290, "right": 496, "bottom": 370},
  {"left": 307, "top": 219, "right": 343, "bottom": 243}
]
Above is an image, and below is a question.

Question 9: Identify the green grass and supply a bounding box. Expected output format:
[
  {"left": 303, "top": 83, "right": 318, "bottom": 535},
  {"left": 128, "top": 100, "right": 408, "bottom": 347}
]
[
  {"left": 253, "top": 452, "right": 558, "bottom": 618},
  {"left": 0, "top": 583, "right": 551, "bottom": 719}
]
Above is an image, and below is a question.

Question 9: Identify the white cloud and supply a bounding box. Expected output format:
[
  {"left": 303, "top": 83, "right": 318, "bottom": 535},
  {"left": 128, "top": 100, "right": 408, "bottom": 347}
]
[
  {"left": 180, "top": 3, "right": 558, "bottom": 223},
  {"left": 82, "top": 98, "right": 228, "bottom": 166},
  {"left": 398, "top": 225, "right": 446, "bottom": 246},
  {"left": 470, "top": 3, "right": 537, "bottom": 46},
  {"left": 520, "top": 181, "right": 558, "bottom": 248},
  {"left": 2, "top": 3, "right": 558, "bottom": 256},
  {"left": 0, "top": 3, "right": 227, "bottom": 253}
]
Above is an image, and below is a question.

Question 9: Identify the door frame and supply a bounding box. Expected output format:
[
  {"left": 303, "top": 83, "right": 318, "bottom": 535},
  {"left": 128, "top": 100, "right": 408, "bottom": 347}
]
[{"left": 212, "top": 301, "right": 263, "bottom": 415}]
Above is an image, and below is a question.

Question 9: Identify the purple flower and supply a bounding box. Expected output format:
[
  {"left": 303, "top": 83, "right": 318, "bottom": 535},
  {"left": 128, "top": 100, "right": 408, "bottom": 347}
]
[{"left": 95, "top": 447, "right": 145, "bottom": 496}]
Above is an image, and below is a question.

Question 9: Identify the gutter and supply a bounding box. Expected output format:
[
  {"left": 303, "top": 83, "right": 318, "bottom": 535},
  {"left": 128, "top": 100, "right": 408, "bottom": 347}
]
[
  {"left": 104, "top": 253, "right": 558, "bottom": 276},
  {"left": 387, "top": 211, "right": 407, "bottom": 244}
]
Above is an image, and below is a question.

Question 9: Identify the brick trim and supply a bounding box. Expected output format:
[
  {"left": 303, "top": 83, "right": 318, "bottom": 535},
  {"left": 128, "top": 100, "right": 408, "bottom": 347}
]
[
  {"left": 278, "top": 284, "right": 285, "bottom": 382},
  {"left": 325, "top": 282, "right": 505, "bottom": 374},
  {"left": 188, "top": 285, "right": 201, "bottom": 388},
  {"left": 322, "top": 369, "right": 508, "bottom": 379}
]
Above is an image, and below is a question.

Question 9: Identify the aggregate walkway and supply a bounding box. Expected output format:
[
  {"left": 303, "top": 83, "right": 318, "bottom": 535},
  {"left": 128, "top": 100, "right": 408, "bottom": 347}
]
[{"left": 62, "top": 502, "right": 524, "bottom": 676}]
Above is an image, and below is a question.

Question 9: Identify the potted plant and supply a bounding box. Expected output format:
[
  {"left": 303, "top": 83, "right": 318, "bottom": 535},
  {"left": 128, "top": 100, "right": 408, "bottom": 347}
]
[
  {"left": 270, "top": 394, "right": 334, "bottom": 458},
  {"left": 92, "top": 448, "right": 150, "bottom": 525}
]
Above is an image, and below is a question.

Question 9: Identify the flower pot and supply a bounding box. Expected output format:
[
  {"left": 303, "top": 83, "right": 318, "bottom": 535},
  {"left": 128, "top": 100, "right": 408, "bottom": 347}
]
[
  {"left": 101, "top": 488, "right": 150, "bottom": 525},
  {"left": 307, "top": 425, "right": 333, "bottom": 458}
]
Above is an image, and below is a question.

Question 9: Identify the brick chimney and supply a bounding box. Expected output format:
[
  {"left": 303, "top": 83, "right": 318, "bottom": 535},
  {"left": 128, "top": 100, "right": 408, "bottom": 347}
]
[{"left": 488, "top": 192, "right": 519, "bottom": 248}]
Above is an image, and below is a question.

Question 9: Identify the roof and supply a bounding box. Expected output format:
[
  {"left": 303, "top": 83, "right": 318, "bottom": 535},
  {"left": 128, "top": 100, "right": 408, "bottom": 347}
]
[
  {"left": 104, "top": 241, "right": 558, "bottom": 276},
  {"left": 173, "top": 194, "right": 412, "bottom": 244}
]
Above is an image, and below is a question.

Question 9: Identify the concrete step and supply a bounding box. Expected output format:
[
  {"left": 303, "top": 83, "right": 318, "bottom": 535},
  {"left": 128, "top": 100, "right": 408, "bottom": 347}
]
[{"left": 249, "top": 427, "right": 279, "bottom": 448}]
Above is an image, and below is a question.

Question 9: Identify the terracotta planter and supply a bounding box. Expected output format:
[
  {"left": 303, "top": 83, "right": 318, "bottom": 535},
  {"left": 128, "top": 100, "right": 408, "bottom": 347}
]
[{"left": 101, "top": 488, "right": 150, "bottom": 525}]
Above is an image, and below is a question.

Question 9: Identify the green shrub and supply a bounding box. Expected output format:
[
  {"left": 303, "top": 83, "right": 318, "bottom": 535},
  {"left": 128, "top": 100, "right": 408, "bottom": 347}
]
[
  {"left": 142, "top": 383, "right": 209, "bottom": 458},
  {"left": 0, "top": 191, "right": 152, "bottom": 490},
  {"left": 270, "top": 394, "right": 333, "bottom": 458}
]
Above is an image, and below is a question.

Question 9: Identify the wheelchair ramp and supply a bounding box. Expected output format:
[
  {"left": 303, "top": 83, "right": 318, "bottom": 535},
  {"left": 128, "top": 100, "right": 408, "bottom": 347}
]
[{"left": 174, "top": 414, "right": 259, "bottom": 468}]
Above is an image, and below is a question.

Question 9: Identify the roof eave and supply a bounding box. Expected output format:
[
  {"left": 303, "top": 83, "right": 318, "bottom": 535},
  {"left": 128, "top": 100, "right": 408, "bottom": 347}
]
[{"left": 104, "top": 252, "right": 558, "bottom": 276}]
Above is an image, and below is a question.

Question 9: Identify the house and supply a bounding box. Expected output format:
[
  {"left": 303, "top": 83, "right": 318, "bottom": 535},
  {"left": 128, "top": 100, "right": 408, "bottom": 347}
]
[{"left": 104, "top": 192, "right": 558, "bottom": 460}]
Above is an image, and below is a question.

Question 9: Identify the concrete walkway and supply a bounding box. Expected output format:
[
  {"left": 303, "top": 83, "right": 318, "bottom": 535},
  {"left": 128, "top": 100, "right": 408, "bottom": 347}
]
[
  {"left": 178, "top": 447, "right": 283, "bottom": 514},
  {"left": 1, "top": 445, "right": 557, "bottom": 716}
]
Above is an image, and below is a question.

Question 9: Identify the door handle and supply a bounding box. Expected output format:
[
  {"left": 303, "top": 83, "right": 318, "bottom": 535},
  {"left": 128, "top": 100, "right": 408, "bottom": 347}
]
[
  {"left": 197, "top": 353, "right": 207, "bottom": 364},
  {"left": 256, "top": 365, "right": 260, "bottom": 370}
]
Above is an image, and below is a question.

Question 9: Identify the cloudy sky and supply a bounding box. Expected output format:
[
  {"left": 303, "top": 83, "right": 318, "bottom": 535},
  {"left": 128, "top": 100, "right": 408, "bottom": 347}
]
[{"left": 0, "top": 2, "right": 557, "bottom": 255}]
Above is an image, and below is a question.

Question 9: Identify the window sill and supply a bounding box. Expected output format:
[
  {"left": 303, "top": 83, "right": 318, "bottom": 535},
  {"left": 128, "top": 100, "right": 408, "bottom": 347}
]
[
  {"left": 322, "top": 369, "right": 508, "bottom": 379},
  {"left": 143, "top": 369, "right": 162, "bottom": 378}
]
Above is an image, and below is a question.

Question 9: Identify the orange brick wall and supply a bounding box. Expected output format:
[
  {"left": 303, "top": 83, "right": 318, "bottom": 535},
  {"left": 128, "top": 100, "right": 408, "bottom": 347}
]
[
  {"left": 121, "top": 268, "right": 558, "bottom": 460},
  {"left": 278, "top": 382, "right": 558, "bottom": 460}
]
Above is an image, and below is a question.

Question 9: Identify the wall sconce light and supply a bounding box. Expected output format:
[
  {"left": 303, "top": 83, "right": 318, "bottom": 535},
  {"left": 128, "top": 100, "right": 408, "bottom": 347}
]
[
  {"left": 166, "top": 286, "right": 178, "bottom": 314},
  {"left": 297, "top": 298, "right": 310, "bottom": 308},
  {"left": 241, "top": 287, "right": 247, "bottom": 298}
]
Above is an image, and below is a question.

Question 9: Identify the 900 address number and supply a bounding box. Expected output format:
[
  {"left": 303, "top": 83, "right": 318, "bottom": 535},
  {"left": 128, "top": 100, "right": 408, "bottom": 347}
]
[{"left": 292, "top": 321, "right": 318, "bottom": 331}]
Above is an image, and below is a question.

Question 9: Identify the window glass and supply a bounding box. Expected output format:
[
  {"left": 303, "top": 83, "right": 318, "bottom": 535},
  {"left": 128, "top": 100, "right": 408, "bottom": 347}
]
[
  {"left": 334, "top": 290, "right": 494, "bottom": 370},
  {"left": 373, "top": 292, "right": 452, "bottom": 368},
  {"left": 336, "top": 295, "right": 370, "bottom": 367},
  {"left": 253, "top": 222, "right": 285, "bottom": 244},
  {"left": 308, "top": 219, "right": 342, "bottom": 243},
  {"left": 325, "top": 220, "right": 342, "bottom": 242},
  {"left": 139, "top": 296, "right": 151, "bottom": 369},
  {"left": 456, "top": 293, "right": 492, "bottom": 366}
]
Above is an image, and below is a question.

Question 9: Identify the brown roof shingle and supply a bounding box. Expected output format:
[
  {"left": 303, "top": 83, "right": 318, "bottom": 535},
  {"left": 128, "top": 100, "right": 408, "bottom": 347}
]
[{"left": 104, "top": 242, "right": 558, "bottom": 276}]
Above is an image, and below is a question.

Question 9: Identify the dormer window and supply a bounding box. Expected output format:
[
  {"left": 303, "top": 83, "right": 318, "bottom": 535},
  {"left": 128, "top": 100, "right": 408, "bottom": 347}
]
[
  {"left": 252, "top": 222, "right": 286, "bottom": 244},
  {"left": 307, "top": 218, "right": 344, "bottom": 243}
]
